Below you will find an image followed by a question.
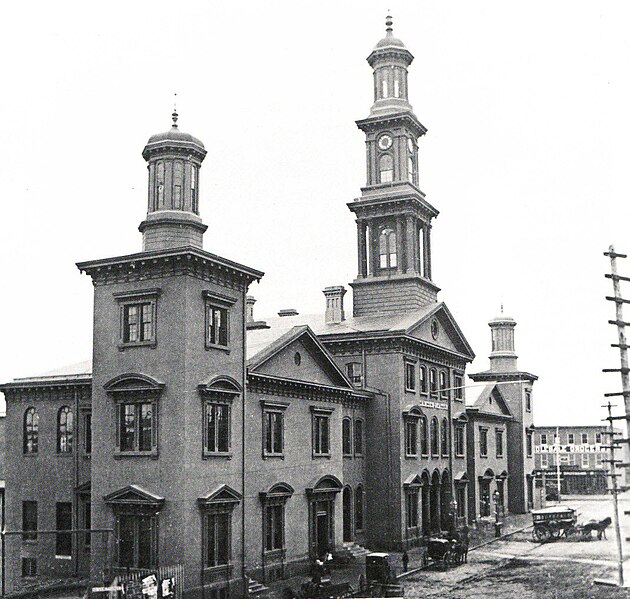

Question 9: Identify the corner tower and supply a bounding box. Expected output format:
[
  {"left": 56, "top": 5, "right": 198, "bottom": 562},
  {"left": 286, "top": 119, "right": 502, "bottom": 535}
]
[
  {"left": 349, "top": 16, "right": 440, "bottom": 317},
  {"left": 139, "top": 111, "right": 208, "bottom": 250}
]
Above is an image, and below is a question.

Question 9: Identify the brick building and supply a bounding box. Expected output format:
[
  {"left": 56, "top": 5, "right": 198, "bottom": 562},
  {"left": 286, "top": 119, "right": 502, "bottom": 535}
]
[
  {"left": 467, "top": 313, "right": 538, "bottom": 520},
  {"left": 534, "top": 425, "right": 627, "bottom": 497},
  {"left": 0, "top": 17, "right": 537, "bottom": 598}
]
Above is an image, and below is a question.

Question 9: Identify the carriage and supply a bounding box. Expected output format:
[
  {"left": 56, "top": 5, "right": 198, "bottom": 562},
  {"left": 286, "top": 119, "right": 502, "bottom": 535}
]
[
  {"left": 531, "top": 506, "right": 612, "bottom": 543},
  {"left": 531, "top": 506, "right": 578, "bottom": 542},
  {"left": 426, "top": 530, "right": 469, "bottom": 567}
]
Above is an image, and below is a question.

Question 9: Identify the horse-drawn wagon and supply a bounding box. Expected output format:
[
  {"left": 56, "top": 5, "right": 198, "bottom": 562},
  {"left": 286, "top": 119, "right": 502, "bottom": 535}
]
[{"left": 531, "top": 506, "right": 612, "bottom": 542}]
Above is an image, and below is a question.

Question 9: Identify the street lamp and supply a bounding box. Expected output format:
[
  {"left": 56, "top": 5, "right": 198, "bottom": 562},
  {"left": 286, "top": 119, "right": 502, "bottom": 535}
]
[{"left": 493, "top": 490, "right": 502, "bottom": 537}]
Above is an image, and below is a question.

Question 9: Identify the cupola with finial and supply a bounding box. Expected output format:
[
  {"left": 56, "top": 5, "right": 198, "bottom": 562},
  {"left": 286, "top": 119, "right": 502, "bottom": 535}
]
[
  {"left": 139, "top": 107, "right": 208, "bottom": 251},
  {"left": 488, "top": 306, "right": 519, "bottom": 372},
  {"left": 367, "top": 14, "right": 415, "bottom": 117}
]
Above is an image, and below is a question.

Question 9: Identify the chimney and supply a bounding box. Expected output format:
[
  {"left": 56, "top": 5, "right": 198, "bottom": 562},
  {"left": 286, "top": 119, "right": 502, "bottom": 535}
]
[
  {"left": 245, "top": 296, "right": 270, "bottom": 330},
  {"left": 278, "top": 309, "right": 299, "bottom": 317},
  {"left": 246, "top": 296, "right": 256, "bottom": 323},
  {"left": 324, "top": 286, "right": 346, "bottom": 324}
]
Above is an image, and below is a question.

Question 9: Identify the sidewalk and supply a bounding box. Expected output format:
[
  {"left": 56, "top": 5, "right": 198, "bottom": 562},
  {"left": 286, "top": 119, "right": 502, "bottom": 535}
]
[{"left": 264, "top": 512, "right": 535, "bottom": 597}]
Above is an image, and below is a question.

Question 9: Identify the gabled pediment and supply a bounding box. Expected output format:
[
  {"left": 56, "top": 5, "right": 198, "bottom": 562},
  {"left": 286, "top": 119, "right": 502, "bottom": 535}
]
[
  {"left": 104, "top": 373, "right": 165, "bottom": 395},
  {"left": 248, "top": 326, "right": 353, "bottom": 389},
  {"left": 259, "top": 482, "right": 295, "bottom": 501},
  {"left": 104, "top": 484, "right": 164, "bottom": 507},
  {"left": 405, "top": 303, "right": 475, "bottom": 360},
  {"left": 198, "top": 484, "right": 242, "bottom": 506},
  {"left": 403, "top": 474, "right": 423, "bottom": 488}
]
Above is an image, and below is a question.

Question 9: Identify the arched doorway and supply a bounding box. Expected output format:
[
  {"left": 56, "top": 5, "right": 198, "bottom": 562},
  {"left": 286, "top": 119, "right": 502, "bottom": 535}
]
[
  {"left": 430, "top": 470, "right": 441, "bottom": 532},
  {"left": 343, "top": 487, "right": 353, "bottom": 542},
  {"left": 306, "top": 475, "right": 342, "bottom": 558},
  {"left": 439, "top": 470, "right": 452, "bottom": 531},
  {"left": 479, "top": 469, "right": 494, "bottom": 517}
]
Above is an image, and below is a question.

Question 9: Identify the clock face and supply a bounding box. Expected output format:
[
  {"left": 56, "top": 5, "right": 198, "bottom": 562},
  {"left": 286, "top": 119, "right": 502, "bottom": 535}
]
[
  {"left": 378, "top": 135, "right": 393, "bottom": 150},
  {"left": 408, "top": 138, "right": 414, "bottom": 153}
]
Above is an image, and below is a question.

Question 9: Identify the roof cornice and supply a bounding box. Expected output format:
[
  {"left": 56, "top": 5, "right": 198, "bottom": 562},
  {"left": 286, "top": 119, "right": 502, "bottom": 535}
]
[{"left": 76, "top": 246, "right": 264, "bottom": 289}]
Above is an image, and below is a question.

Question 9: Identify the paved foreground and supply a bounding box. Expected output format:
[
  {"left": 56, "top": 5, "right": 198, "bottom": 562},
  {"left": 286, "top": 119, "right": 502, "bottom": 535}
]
[{"left": 402, "top": 495, "right": 630, "bottom": 598}]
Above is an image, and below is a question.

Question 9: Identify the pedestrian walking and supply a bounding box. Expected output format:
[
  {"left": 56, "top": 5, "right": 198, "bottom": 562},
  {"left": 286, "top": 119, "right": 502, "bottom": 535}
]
[{"left": 402, "top": 550, "right": 409, "bottom": 572}]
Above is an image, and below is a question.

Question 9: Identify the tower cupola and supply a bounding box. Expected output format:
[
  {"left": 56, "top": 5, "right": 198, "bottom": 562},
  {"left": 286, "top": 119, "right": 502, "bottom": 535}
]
[
  {"left": 139, "top": 111, "right": 208, "bottom": 251},
  {"left": 488, "top": 310, "right": 518, "bottom": 372},
  {"left": 367, "top": 15, "right": 414, "bottom": 117}
]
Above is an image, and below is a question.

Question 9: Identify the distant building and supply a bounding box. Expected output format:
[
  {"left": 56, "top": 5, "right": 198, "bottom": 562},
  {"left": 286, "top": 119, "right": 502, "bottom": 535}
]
[
  {"left": 467, "top": 313, "right": 538, "bottom": 520},
  {"left": 534, "top": 425, "right": 626, "bottom": 497}
]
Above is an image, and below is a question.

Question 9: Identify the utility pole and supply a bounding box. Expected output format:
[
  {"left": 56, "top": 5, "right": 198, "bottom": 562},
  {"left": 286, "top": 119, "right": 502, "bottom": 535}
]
[{"left": 596, "top": 246, "right": 630, "bottom": 588}]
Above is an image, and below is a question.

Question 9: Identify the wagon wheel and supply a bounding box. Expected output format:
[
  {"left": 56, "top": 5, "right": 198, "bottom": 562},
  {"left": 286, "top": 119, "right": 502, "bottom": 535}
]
[
  {"left": 447, "top": 548, "right": 460, "bottom": 566},
  {"left": 533, "top": 525, "right": 551, "bottom": 542},
  {"left": 549, "top": 527, "right": 562, "bottom": 540}
]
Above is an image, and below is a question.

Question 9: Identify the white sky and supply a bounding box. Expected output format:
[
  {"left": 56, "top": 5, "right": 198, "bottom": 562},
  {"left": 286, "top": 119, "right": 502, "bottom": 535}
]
[{"left": 1, "top": 0, "right": 630, "bottom": 426}]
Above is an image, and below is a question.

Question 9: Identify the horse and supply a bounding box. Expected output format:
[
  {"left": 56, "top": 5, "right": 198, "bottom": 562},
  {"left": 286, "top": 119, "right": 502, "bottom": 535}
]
[{"left": 581, "top": 516, "right": 612, "bottom": 540}]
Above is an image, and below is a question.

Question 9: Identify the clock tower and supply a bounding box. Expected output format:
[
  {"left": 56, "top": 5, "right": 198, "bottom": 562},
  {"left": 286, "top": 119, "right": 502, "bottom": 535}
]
[{"left": 349, "top": 16, "right": 440, "bottom": 317}]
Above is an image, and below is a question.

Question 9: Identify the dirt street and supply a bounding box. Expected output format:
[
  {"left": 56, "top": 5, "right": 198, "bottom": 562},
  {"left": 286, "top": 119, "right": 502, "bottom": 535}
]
[{"left": 402, "top": 494, "right": 630, "bottom": 598}]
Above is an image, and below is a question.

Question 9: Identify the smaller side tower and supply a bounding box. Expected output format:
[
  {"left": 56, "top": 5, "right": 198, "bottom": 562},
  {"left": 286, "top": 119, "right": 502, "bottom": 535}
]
[
  {"left": 139, "top": 111, "right": 208, "bottom": 250},
  {"left": 470, "top": 312, "right": 538, "bottom": 514}
]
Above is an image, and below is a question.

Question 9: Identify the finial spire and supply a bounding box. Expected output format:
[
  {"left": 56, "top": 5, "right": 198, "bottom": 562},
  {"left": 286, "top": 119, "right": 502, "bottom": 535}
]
[
  {"left": 385, "top": 14, "right": 393, "bottom": 35},
  {"left": 172, "top": 93, "right": 178, "bottom": 128}
]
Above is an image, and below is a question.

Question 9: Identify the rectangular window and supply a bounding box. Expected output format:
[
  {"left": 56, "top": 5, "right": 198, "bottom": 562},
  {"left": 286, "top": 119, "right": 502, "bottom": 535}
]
[
  {"left": 496, "top": 429, "right": 504, "bottom": 458},
  {"left": 56, "top": 502, "right": 72, "bottom": 557},
  {"left": 454, "top": 427, "right": 465, "bottom": 457},
  {"left": 405, "top": 419, "right": 417, "bottom": 456},
  {"left": 22, "top": 501, "right": 37, "bottom": 542},
  {"left": 264, "top": 410, "right": 284, "bottom": 456},
  {"left": 118, "top": 513, "right": 156, "bottom": 569},
  {"left": 596, "top": 452, "right": 604, "bottom": 466},
  {"left": 541, "top": 454, "right": 548, "bottom": 468},
  {"left": 479, "top": 428, "right": 488, "bottom": 457},
  {"left": 454, "top": 374, "right": 463, "bottom": 400},
  {"left": 312, "top": 411, "right": 331, "bottom": 456},
  {"left": 525, "top": 390, "right": 532, "bottom": 412},
  {"left": 405, "top": 362, "right": 416, "bottom": 392},
  {"left": 346, "top": 362, "right": 363, "bottom": 386},
  {"left": 84, "top": 412, "right": 92, "bottom": 455},
  {"left": 115, "top": 289, "right": 159, "bottom": 348},
  {"left": 264, "top": 504, "right": 284, "bottom": 551},
  {"left": 419, "top": 366, "right": 427, "bottom": 394},
  {"left": 406, "top": 490, "right": 418, "bottom": 529},
  {"left": 205, "top": 402, "right": 231, "bottom": 454},
  {"left": 123, "top": 303, "right": 153, "bottom": 343},
  {"left": 527, "top": 433, "right": 533, "bottom": 457},
  {"left": 420, "top": 418, "right": 428, "bottom": 456},
  {"left": 581, "top": 453, "right": 589, "bottom": 468},
  {"left": 394, "top": 78, "right": 400, "bottom": 98},
  {"left": 568, "top": 433, "right": 574, "bottom": 444},
  {"left": 581, "top": 433, "right": 588, "bottom": 444},
  {"left": 207, "top": 305, "right": 229, "bottom": 347},
  {"left": 116, "top": 400, "right": 156, "bottom": 454},
  {"left": 540, "top": 433, "right": 547, "bottom": 445},
  {"left": 204, "top": 511, "right": 230, "bottom": 567},
  {"left": 21, "top": 558, "right": 36, "bottom": 577},
  {"left": 596, "top": 432, "right": 602, "bottom": 444}
]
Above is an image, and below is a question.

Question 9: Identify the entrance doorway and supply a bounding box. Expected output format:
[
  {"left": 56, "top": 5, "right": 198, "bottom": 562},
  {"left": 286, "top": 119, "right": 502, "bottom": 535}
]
[
  {"left": 343, "top": 487, "right": 352, "bottom": 542},
  {"left": 312, "top": 500, "right": 333, "bottom": 557}
]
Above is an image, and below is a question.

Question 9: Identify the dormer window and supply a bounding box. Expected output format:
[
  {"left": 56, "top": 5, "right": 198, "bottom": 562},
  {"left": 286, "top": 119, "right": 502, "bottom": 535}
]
[{"left": 379, "top": 228, "right": 397, "bottom": 269}]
